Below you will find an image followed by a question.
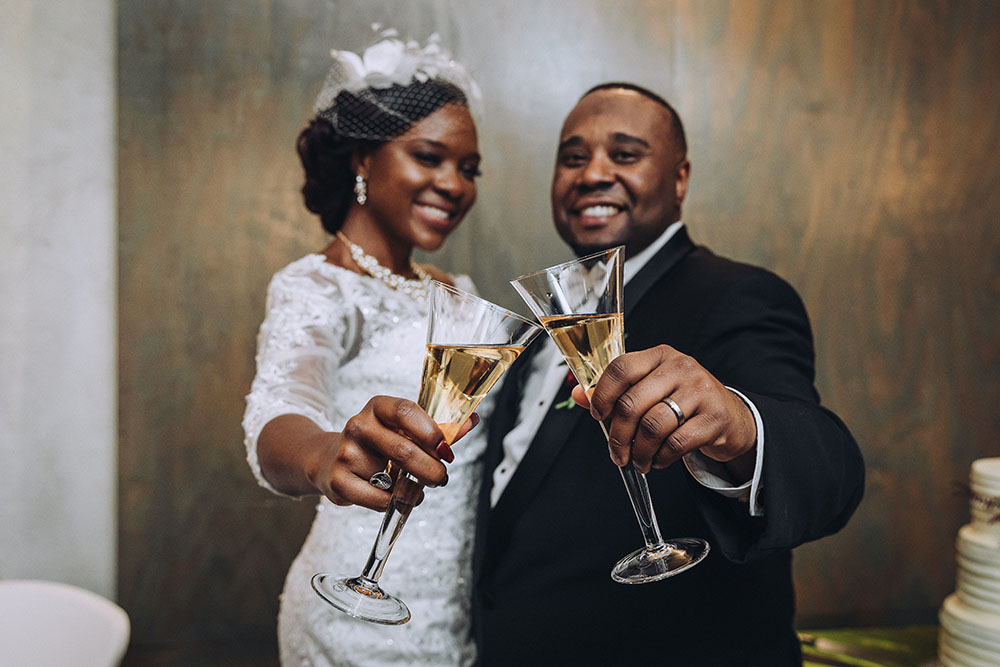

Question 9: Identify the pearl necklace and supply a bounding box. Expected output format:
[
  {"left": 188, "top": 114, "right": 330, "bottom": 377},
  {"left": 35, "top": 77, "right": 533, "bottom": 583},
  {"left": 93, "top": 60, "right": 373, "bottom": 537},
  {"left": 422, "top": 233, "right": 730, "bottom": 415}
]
[{"left": 336, "top": 231, "right": 431, "bottom": 297}]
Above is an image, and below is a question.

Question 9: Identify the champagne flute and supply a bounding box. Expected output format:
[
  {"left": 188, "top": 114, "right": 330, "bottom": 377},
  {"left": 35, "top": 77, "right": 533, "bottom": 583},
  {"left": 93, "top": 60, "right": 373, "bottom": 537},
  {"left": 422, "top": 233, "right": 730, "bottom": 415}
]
[
  {"left": 312, "top": 280, "right": 543, "bottom": 624},
  {"left": 510, "top": 246, "right": 709, "bottom": 584}
]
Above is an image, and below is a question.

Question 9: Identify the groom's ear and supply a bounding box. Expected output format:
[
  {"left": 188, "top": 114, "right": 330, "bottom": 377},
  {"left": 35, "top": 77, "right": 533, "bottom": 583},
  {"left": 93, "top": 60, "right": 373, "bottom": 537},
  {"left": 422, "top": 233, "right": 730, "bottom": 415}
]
[{"left": 675, "top": 159, "right": 691, "bottom": 202}]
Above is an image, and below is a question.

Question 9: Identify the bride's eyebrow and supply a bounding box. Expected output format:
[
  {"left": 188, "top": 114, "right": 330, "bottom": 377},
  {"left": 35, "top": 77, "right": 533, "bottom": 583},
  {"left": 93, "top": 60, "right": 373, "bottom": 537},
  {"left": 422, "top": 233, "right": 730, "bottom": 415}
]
[
  {"left": 408, "top": 138, "right": 480, "bottom": 160},
  {"left": 406, "top": 138, "right": 445, "bottom": 149},
  {"left": 409, "top": 138, "right": 466, "bottom": 155}
]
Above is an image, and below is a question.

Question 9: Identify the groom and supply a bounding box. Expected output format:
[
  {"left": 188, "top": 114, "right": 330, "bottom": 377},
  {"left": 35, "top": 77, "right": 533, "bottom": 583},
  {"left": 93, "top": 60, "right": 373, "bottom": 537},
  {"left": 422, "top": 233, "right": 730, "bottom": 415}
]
[{"left": 472, "top": 83, "right": 865, "bottom": 665}]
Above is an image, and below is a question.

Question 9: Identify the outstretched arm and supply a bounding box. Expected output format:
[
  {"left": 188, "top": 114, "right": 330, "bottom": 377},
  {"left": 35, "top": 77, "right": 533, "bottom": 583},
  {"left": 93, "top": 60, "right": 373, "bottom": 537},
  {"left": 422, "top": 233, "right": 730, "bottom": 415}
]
[
  {"left": 575, "top": 266, "right": 864, "bottom": 560},
  {"left": 257, "top": 405, "right": 476, "bottom": 510}
]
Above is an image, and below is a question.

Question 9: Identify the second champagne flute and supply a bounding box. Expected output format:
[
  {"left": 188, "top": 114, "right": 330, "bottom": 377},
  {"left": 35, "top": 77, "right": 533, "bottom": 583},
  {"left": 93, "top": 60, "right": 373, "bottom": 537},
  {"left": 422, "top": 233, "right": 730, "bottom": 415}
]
[
  {"left": 510, "top": 245, "right": 709, "bottom": 584},
  {"left": 312, "top": 280, "right": 543, "bottom": 624}
]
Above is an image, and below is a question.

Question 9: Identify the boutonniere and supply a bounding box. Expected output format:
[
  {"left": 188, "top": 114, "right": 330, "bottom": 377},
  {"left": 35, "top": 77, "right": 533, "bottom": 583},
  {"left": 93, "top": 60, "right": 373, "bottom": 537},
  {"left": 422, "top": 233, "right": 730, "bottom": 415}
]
[{"left": 554, "top": 366, "right": 580, "bottom": 410}]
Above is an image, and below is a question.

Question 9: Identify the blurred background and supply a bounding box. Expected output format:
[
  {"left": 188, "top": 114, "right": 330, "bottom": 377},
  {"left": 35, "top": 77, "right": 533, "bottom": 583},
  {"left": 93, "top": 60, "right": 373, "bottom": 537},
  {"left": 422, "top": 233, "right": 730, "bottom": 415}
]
[{"left": 3, "top": 0, "right": 999, "bottom": 663}]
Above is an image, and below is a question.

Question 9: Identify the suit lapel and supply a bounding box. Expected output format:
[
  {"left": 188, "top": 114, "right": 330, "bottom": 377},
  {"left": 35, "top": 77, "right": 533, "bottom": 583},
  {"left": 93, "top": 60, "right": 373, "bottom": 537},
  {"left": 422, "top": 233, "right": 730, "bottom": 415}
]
[
  {"left": 624, "top": 226, "right": 695, "bottom": 319},
  {"left": 488, "top": 377, "right": 584, "bottom": 514},
  {"left": 482, "top": 336, "right": 544, "bottom": 472},
  {"left": 480, "top": 377, "right": 584, "bottom": 578},
  {"left": 474, "top": 336, "right": 546, "bottom": 579}
]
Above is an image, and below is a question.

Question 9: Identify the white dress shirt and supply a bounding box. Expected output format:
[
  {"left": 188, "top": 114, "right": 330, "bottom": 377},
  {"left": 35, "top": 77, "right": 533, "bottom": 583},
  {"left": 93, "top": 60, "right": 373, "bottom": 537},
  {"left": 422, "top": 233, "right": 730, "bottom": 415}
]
[{"left": 491, "top": 222, "right": 765, "bottom": 516}]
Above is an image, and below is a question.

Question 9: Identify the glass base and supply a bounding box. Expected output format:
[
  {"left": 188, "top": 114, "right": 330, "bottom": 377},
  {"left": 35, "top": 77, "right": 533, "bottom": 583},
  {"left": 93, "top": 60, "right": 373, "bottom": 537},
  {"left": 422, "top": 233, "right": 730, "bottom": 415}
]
[
  {"left": 311, "top": 573, "right": 410, "bottom": 625},
  {"left": 611, "top": 538, "right": 710, "bottom": 584}
]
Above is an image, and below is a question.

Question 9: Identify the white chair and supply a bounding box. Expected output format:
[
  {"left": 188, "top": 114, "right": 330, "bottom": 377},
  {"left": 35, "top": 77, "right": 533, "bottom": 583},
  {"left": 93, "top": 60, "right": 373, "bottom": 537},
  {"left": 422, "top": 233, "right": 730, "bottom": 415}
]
[{"left": 0, "top": 579, "right": 130, "bottom": 666}]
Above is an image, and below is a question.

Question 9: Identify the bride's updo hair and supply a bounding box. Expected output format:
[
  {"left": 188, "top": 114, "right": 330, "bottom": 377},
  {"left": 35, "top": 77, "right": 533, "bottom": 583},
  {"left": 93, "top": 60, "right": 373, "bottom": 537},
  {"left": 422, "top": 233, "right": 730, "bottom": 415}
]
[
  {"left": 296, "top": 30, "right": 479, "bottom": 234},
  {"left": 296, "top": 79, "right": 468, "bottom": 235}
]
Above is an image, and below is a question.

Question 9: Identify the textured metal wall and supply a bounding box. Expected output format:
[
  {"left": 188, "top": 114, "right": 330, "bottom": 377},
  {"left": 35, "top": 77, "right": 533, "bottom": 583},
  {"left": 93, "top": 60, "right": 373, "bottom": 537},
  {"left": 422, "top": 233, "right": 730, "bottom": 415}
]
[{"left": 118, "top": 0, "right": 1000, "bottom": 651}]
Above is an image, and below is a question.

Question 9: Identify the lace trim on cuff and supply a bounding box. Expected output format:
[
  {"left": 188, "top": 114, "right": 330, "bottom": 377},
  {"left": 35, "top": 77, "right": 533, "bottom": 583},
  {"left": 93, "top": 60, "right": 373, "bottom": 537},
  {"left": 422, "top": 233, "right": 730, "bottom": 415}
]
[{"left": 242, "top": 401, "right": 335, "bottom": 497}]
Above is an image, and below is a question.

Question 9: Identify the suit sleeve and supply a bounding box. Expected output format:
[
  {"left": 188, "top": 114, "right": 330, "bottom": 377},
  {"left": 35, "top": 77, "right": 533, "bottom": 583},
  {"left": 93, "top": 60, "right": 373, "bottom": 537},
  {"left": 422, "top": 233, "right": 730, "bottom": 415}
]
[{"left": 689, "top": 268, "right": 865, "bottom": 563}]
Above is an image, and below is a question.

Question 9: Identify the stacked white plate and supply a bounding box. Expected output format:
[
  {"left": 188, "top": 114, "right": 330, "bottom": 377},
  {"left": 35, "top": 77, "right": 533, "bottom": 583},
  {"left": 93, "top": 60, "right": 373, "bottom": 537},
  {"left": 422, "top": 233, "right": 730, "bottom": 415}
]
[
  {"left": 939, "top": 594, "right": 1000, "bottom": 666},
  {"left": 971, "top": 458, "right": 1000, "bottom": 484},
  {"left": 957, "top": 526, "right": 1000, "bottom": 614},
  {"left": 938, "top": 457, "right": 1000, "bottom": 667}
]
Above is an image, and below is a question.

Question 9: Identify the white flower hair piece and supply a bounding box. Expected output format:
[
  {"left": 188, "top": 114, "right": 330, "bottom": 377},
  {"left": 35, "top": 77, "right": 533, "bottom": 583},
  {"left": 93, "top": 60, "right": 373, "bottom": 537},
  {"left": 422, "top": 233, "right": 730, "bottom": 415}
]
[{"left": 313, "top": 26, "right": 482, "bottom": 116}]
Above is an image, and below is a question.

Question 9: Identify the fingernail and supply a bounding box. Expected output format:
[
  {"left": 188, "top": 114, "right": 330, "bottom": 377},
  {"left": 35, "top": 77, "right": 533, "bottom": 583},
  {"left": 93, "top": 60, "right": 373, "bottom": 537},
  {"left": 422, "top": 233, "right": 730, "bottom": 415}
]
[
  {"left": 470, "top": 412, "right": 480, "bottom": 428},
  {"left": 439, "top": 473, "right": 449, "bottom": 487},
  {"left": 436, "top": 441, "right": 455, "bottom": 463}
]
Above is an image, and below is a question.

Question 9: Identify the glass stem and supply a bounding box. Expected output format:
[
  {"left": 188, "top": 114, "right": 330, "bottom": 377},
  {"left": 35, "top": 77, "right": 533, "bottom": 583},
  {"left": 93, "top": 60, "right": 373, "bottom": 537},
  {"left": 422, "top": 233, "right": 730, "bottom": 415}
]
[
  {"left": 600, "top": 420, "right": 668, "bottom": 553},
  {"left": 357, "top": 472, "right": 421, "bottom": 588}
]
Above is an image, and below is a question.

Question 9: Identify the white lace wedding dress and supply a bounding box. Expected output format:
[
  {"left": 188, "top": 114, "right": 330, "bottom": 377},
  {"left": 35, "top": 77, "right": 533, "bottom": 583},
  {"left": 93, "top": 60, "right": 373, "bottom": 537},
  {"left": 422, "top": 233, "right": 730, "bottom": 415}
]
[{"left": 243, "top": 254, "right": 485, "bottom": 666}]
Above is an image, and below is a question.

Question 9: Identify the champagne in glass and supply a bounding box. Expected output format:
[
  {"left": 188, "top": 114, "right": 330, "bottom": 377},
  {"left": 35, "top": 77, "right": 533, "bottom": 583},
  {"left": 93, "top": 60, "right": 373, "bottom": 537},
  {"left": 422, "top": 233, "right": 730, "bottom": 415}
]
[
  {"left": 511, "top": 246, "right": 709, "bottom": 584},
  {"left": 537, "top": 313, "right": 624, "bottom": 395},
  {"left": 420, "top": 344, "right": 523, "bottom": 443},
  {"left": 312, "top": 281, "right": 543, "bottom": 624}
]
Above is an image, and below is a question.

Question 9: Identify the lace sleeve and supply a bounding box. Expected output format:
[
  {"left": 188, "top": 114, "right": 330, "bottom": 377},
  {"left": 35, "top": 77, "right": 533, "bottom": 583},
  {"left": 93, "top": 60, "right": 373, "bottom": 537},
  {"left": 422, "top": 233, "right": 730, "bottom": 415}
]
[{"left": 242, "top": 262, "right": 358, "bottom": 494}]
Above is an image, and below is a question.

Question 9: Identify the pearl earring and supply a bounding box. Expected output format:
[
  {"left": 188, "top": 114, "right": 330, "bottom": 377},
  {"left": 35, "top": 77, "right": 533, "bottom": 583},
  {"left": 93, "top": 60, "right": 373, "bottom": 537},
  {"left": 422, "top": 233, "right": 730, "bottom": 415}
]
[{"left": 354, "top": 175, "right": 367, "bottom": 205}]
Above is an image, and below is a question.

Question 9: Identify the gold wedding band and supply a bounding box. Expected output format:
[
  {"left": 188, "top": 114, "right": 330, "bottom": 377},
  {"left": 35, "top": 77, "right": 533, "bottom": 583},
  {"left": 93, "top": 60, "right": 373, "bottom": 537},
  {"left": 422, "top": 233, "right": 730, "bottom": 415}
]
[{"left": 663, "top": 396, "right": 685, "bottom": 427}]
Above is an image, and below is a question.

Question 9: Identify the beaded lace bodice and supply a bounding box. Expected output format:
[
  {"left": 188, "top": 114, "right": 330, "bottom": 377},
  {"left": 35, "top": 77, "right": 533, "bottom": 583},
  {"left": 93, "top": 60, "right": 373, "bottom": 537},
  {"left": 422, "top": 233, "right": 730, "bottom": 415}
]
[{"left": 243, "top": 254, "right": 485, "bottom": 666}]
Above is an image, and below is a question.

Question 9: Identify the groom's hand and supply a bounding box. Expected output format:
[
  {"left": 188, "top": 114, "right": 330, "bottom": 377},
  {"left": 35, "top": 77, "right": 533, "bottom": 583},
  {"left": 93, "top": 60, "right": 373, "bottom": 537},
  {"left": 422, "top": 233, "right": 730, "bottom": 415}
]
[{"left": 571, "top": 345, "right": 756, "bottom": 474}]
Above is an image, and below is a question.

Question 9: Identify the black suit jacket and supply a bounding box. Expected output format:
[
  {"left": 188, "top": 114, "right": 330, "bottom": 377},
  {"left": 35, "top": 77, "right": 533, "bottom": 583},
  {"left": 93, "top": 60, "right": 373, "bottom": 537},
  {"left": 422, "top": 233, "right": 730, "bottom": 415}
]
[{"left": 473, "top": 227, "right": 865, "bottom": 665}]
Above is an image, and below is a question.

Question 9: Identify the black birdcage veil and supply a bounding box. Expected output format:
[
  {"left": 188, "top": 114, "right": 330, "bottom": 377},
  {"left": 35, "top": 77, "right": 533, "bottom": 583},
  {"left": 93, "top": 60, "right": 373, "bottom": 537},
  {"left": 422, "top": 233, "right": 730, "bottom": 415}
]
[{"left": 313, "top": 27, "right": 481, "bottom": 141}]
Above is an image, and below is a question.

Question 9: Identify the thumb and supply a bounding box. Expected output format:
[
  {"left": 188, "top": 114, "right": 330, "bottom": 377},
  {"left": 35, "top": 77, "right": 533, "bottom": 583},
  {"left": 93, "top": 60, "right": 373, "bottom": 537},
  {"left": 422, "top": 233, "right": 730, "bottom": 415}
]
[{"left": 571, "top": 384, "right": 590, "bottom": 409}]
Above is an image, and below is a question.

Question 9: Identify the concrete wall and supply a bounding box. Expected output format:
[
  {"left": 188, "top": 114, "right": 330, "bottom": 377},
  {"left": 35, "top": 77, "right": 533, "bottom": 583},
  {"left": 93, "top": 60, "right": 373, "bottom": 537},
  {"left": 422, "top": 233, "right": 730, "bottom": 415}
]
[{"left": 0, "top": 1, "right": 117, "bottom": 599}]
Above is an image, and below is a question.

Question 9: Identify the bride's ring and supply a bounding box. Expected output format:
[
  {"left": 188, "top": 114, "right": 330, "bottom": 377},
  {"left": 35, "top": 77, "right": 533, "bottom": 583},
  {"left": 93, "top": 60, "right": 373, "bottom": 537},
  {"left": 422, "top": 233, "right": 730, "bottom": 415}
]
[
  {"left": 369, "top": 470, "right": 393, "bottom": 491},
  {"left": 662, "top": 396, "right": 685, "bottom": 427}
]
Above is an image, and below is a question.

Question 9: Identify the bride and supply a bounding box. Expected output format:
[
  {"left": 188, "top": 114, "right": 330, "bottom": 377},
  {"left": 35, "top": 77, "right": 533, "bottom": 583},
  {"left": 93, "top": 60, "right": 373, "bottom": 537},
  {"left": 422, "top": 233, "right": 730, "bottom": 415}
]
[{"left": 243, "top": 31, "right": 484, "bottom": 666}]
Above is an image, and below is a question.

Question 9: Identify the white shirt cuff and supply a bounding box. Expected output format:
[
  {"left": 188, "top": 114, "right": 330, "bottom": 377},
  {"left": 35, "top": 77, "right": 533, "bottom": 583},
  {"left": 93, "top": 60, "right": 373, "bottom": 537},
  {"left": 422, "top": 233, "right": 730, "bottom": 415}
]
[{"left": 682, "top": 387, "right": 764, "bottom": 517}]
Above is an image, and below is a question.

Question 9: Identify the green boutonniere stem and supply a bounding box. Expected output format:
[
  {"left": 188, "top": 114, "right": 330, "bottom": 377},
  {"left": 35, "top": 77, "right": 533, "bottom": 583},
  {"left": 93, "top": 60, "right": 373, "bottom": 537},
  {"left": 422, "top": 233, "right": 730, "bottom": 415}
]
[{"left": 554, "top": 396, "right": 577, "bottom": 410}]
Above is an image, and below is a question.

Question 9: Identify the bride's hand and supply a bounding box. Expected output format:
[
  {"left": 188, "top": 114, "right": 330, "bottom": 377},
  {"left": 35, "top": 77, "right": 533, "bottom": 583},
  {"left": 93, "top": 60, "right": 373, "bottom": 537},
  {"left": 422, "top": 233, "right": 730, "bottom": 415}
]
[{"left": 309, "top": 396, "right": 477, "bottom": 511}]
